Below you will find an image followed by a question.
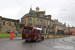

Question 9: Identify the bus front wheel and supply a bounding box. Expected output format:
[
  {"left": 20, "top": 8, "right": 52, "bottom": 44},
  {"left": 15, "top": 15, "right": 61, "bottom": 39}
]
[
  {"left": 25, "top": 40, "right": 29, "bottom": 42},
  {"left": 41, "top": 37, "right": 44, "bottom": 41}
]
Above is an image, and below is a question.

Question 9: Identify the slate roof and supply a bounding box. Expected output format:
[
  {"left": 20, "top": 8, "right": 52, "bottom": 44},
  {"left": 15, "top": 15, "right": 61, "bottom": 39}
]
[
  {"left": 22, "top": 8, "right": 46, "bottom": 18},
  {"left": 21, "top": 8, "right": 52, "bottom": 21},
  {"left": 0, "top": 16, "right": 19, "bottom": 22},
  {"left": 22, "top": 8, "right": 39, "bottom": 18}
]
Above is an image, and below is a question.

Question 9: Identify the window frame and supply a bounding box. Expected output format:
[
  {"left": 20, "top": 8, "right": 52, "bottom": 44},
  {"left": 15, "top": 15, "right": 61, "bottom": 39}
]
[
  {"left": 44, "top": 21, "right": 45, "bottom": 25},
  {"left": 40, "top": 20, "right": 42, "bottom": 24},
  {"left": 30, "top": 19, "right": 32, "bottom": 23},
  {"left": 50, "top": 22, "right": 51, "bottom": 26},
  {"left": 9, "top": 22, "right": 11, "bottom": 26},
  {"left": 3, "top": 21, "right": 5, "bottom": 25},
  {"left": 15, "top": 22, "right": 16, "bottom": 26},
  {"left": 37, "top": 19, "right": 39, "bottom": 24},
  {"left": 41, "top": 20, "right": 43, "bottom": 24},
  {"left": 28, "top": 19, "right": 29, "bottom": 23}
]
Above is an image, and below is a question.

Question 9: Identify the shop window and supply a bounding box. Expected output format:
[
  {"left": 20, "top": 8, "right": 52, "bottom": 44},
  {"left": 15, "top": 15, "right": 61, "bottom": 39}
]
[{"left": 42, "top": 29, "right": 44, "bottom": 33}]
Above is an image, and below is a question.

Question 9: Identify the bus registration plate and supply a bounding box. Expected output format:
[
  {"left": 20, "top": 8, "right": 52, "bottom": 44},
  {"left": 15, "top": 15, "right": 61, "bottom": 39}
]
[{"left": 26, "top": 34, "right": 28, "bottom": 37}]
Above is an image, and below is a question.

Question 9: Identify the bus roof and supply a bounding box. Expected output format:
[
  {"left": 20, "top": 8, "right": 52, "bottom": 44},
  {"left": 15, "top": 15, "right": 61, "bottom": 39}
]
[
  {"left": 23, "top": 26, "right": 42, "bottom": 30},
  {"left": 33, "top": 27, "right": 42, "bottom": 30}
]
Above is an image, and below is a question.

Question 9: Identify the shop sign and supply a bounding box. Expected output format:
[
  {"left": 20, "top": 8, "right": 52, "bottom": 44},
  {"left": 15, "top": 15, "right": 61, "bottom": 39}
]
[
  {"left": 36, "top": 25, "right": 41, "bottom": 28},
  {"left": 42, "top": 26, "right": 46, "bottom": 28},
  {"left": 48, "top": 26, "right": 53, "bottom": 29}
]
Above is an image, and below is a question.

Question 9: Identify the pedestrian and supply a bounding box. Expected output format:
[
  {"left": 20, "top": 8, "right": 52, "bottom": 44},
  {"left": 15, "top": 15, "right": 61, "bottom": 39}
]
[{"left": 15, "top": 31, "right": 18, "bottom": 37}]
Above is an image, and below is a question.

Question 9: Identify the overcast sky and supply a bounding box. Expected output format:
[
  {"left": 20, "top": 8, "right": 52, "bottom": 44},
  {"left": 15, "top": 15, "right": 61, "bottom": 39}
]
[{"left": 0, "top": 0, "right": 75, "bottom": 27}]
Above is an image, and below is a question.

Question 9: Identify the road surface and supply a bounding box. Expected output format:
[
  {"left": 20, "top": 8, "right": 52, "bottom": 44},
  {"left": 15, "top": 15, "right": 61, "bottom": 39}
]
[{"left": 0, "top": 36, "right": 75, "bottom": 50}]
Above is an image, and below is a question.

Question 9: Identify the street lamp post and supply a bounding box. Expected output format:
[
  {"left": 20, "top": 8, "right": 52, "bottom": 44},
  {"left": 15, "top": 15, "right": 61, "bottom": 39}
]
[
  {"left": 53, "top": 20, "right": 55, "bottom": 34},
  {"left": 34, "top": 11, "right": 35, "bottom": 27},
  {"left": 68, "top": 24, "right": 70, "bottom": 35}
]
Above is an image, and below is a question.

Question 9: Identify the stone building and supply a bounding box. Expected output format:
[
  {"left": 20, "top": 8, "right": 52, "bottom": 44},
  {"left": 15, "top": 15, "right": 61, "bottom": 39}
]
[
  {"left": 21, "top": 7, "right": 53, "bottom": 34},
  {"left": 53, "top": 19, "right": 68, "bottom": 34},
  {"left": 0, "top": 16, "right": 20, "bottom": 33}
]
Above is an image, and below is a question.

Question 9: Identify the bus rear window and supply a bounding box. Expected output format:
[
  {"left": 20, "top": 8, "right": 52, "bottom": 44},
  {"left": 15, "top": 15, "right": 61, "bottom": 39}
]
[
  {"left": 24, "top": 29, "right": 27, "bottom": 32},
  {"left": 28, "top": 29, "right": 32, "bottom": 33}
]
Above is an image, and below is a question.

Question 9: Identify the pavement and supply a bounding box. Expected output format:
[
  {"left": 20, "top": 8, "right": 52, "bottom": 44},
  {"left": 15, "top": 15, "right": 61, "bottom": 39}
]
[
  {"left": 0, "top": 37, "right": 22, "bottom": 40},
  {"left": 11, "top": 37, "right": 22, "bottom": 40}
]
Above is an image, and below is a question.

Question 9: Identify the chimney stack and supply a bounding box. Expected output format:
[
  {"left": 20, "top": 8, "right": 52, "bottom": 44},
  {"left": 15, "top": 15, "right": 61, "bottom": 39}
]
[
  {"left": 36, "top": 7, "right": 39, "bottom": 12},
  {"left": 64, "top": 23, "right": 66, "bottom": 26}
]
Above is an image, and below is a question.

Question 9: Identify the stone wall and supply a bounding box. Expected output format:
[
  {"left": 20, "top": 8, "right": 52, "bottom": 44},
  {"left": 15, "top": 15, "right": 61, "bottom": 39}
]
[{"left": 43, "top": 34, "right": 70, "bottom": 39}]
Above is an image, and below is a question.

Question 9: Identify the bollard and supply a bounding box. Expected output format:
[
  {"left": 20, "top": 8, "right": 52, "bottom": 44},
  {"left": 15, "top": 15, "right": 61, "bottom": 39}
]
[{"left": 10, "top": 31, "right": 13, "bottom": 39}]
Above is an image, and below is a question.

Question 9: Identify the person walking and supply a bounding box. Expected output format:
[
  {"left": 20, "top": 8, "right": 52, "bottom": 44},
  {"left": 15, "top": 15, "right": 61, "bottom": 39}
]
[{"left": 15, "top": 31, "right": 18, "bottom": 37}]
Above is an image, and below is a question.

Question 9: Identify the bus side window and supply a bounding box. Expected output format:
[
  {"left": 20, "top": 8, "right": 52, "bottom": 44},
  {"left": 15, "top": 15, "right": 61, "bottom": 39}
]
[
  {"left": 24, "top": 29, "right": 27, "bottom": 32},
  {"left": 40, "top": 30, "right": 42, "bottom": 33}
]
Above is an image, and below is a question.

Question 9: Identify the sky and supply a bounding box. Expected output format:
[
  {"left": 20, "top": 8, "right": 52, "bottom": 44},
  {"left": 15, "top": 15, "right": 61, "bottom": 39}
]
[{"left": 0, "top": 0, "right": 75, "bottom": 27}]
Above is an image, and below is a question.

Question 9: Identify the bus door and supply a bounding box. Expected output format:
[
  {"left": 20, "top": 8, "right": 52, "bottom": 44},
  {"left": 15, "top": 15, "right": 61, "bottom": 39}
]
[{"left": 35, "top": 29, "right": 42, "bottom": 39}]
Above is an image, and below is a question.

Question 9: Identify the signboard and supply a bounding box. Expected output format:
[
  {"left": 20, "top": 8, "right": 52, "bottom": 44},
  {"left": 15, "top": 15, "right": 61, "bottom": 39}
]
[
  {"left": 48, "top": 26, "right": 53, "bottom": 29},
  {"left": 42, "top": 26, "right": 46, "bottom": 28},
  {"left": 64, "top": 28, "right": 66, "bottom": 30},
  {"left": 36, "top": 25, "right": 41, "bottom": 28}
]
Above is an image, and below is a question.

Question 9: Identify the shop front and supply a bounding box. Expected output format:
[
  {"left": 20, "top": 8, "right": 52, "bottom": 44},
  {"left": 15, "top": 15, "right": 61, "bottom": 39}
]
[{"left": 48, "top": 26, "right": 53, "bottom": 34}]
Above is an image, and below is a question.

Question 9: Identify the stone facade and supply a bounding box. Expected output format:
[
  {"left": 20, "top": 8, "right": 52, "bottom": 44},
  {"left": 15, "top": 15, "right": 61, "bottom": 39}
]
[
  {"left": 21, "top": 7, "right": 53, "bottom": 34},
  {"left": 0, "top": 16, "right": 20, "bottom": 33}
]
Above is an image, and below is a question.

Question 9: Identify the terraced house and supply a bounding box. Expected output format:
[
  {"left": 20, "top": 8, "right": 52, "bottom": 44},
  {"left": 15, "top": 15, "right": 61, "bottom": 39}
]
[
  {"left": 21, "top": 7, "right": 53, "bottom": 34},
  {"left": 0, "top": 16, "right": 20, "bottom": 33}
]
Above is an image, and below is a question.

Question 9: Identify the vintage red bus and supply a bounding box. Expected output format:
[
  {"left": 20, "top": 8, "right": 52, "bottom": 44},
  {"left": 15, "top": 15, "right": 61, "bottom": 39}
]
[{"left": 22, "top": 26, "right": 44, "bottom": 42}]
